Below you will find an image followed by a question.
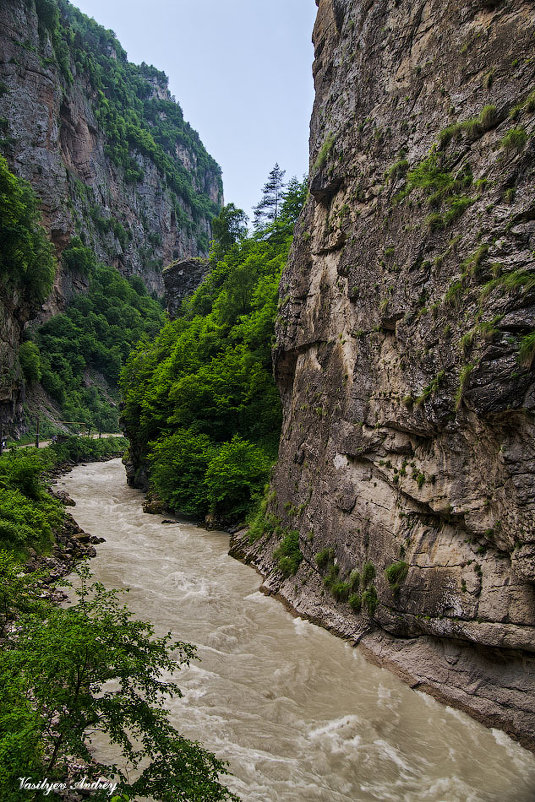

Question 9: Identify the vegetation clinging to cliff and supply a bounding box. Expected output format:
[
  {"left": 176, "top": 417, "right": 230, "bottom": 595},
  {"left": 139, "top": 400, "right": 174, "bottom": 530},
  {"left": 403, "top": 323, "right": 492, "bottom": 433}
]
[
  {"left": 0, "top": 155, "right": 55, "bottom": 310},
  {"left": 26, "top": 259, "right": 165, "bottom": 432},
  {"left": 33, "top": 0, "right": 221, "bottom": 250},
  {"left": 121, "top": 179, "right": 307, "bottom": 523}
]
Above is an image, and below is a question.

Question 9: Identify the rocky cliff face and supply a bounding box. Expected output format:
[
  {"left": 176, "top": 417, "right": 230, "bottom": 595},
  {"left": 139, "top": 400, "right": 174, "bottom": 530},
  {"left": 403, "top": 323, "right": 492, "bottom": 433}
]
[
  {"left": 0, "top": 0, "right": 222, "bottom": 300},
  {"left": 234, "top": 0, "right": 535, "bottom": 751},
  {"left": 163, "top": 258, "right": 210, "bottom": 320},
  {"left": 0, "top": 291, "right": 27, "bottom": 430},
  {"left": 0, "top": 0, "right": 222, "bottom": 429}
]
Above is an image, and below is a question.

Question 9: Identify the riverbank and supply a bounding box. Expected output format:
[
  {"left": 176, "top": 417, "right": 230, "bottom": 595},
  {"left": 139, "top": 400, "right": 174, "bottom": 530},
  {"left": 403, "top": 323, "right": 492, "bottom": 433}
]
[
  {"left": 229, "top": 529, "right": 535, "bottom": 756},
  {"left": 0, "top": 438, "right": 127, "bottom": 800},
  {"left": 36, "top": 436, "right": 127, "bottom": 589},
  {"left": 0, "top": 435, "right": 126, "bottom": 601},
  {"left": 59, "top": 459, "right": 535, "bottom": 802},
  {"left": 131, "top": 461, "right": 535, "bottom": 755}
]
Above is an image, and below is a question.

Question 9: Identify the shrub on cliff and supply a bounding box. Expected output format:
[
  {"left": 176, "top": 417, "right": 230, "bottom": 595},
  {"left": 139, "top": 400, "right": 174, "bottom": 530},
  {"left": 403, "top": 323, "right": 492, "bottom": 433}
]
[
  {"left": 18, "top": 342, "right": 41, "bottom": 384},
  {"left": 274, "top": 530, "right": 303, "bottom": 577}
]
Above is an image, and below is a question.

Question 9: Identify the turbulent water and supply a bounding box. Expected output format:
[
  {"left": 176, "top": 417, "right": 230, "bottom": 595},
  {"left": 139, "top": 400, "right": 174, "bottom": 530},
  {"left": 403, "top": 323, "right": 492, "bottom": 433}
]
[{"left": 60, "top": 459, "right": 535, "bottom": 802}]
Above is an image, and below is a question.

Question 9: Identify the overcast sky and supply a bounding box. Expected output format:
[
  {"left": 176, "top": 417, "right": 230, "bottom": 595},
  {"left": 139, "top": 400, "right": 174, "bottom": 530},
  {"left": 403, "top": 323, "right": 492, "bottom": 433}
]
[{"left": 72, "top": 0, "right": 317, "bottom": 221}]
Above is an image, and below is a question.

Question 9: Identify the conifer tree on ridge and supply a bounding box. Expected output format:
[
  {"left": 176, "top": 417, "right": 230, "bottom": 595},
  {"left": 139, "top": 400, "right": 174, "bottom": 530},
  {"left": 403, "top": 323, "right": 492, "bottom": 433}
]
[{"left": 253, "top": 163, "right": 286, "bottom": 230}]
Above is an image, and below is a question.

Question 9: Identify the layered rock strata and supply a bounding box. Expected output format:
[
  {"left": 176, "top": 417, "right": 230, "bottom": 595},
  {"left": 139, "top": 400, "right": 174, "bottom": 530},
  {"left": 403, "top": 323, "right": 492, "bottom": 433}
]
[{"left": 234, "top": 0, "right": 535, "bottom": 751}]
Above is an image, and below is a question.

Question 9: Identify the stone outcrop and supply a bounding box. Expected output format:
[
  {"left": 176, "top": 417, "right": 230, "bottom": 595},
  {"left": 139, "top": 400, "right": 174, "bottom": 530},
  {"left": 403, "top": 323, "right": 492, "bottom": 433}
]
[
  {"left": 235, "top": 0, "right": 535, "bottom": 751},
  {"left": 163, "top": 258, "right": 210, "bottom": 320}
]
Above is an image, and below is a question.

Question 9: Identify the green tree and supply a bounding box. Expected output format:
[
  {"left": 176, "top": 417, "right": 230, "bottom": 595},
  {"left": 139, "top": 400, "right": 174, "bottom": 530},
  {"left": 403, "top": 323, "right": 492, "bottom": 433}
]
[
  {"left": 252, "top": 163, "right": 286, "bottom": 230},
  {"left": 149, "top": 429, "right": 215, "bottom": 516},
  {"left": 62, "top": 236, "right": 97, "bottom": 275},
  {"left": 35, "top": 0, "right": 59, "bottom": 33},
  {"left": 34, "top": 263, "right": 164, "bottom": 431},
  {"left": 211, "top": 203, "right": 248, "bottom": 262},
  {"left": 18, "top": 341, "right": 41, "bottom": 384},
  {"left": 0, "top": 551, "right": 48, "bottom": 638},
  {"left": 204, "top": 436, "right": 271, "bottom": 520},
  {"left": 0, "top": 559, "right": 239, "bottom": 801},
  {"left": 280, "top": 176, "right": 308, "bottom": 225},
  {"left": 121, "top": 177, "right": 308, "bottom": 524}
]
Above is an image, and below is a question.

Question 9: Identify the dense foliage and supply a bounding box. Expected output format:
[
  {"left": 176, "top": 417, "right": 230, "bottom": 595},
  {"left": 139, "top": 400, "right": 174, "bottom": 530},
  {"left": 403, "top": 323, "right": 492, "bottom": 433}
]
[
  {"left": 0, "top": 559, "right": 238, "bottom": 801},
  {"left": 121, "top": 179, "right": 307, "bottom": 523},
  {"left": 0, "top": 432, "right": 235, "bottom": 799},
  {"left": 32, "top": 0, "right": 221, "bottom": 251},
  {"left": 0, "top": 435, "right": 237, "bottom": 800},
  {"left": 0, "top": 437, "right": 125, "bottom": 556},
  {"left": 0, "top": 154, "right": 55, "bottom": 311},
  {"left": 0, "top": 450, "right": 63, "bottom": 557},
  {"left": 27, "top": 259, "right": 164, "bottom": 432}
]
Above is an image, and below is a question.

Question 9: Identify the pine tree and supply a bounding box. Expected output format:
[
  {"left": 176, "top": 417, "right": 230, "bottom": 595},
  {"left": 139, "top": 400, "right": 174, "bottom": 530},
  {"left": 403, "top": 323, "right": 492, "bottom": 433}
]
[{"left": 253, "top": 163, "right": 286, "bottom": 230}]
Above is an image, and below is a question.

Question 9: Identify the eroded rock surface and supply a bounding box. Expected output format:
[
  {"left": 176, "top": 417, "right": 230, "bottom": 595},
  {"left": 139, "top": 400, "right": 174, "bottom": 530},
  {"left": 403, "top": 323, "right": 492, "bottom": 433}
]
[
  {"left": 236, "top": 0, "right": 535, "bottom": 751},
  {"left": 0, "top": 0, "right": 221, "bottom": 297},
  {"left": 163, "top": 258, "right": 210, "bottom": 320}
]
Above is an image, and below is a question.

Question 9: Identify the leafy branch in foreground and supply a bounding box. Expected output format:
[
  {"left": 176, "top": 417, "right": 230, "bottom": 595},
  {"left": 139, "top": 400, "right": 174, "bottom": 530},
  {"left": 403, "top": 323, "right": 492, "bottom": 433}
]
[{"left": 0, "top": 558, "right": 239, "bottom": 801}]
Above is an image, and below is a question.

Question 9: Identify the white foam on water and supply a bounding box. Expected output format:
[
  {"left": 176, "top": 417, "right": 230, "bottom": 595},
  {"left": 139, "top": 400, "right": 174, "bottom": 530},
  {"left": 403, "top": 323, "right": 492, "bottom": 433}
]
[
  {"left": 293, "top": 616, "right": 312, "bottom": 636},
  {"left": 180, "top": 686, "right": 206, "bottom": 703},
  {"left": 418, "top": 775, "right": 486, "bottom": 802},
  {"left": 165, "top": 570, "right": 211, "bottom": 599},
  {"left": 308, "top": 715, "right": 363, "bottom": 756},
  {"left": 491, "top": 728, "right": 535, "bottom": 774},
  {"left": 372, "top": 739, "right": 413, "bottom": 775},
  {"left": 308, "top": 714, "right": 361, "bottom": 739},
  {"left": 244, "top": 590, "right": 271, "bottom": 603}
]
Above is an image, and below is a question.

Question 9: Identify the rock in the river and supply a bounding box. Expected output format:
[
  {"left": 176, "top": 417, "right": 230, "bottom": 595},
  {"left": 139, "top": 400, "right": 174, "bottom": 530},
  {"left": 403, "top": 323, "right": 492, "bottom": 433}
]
[{"left": 142, "top": 492, "right": 167, "bottom": 514}]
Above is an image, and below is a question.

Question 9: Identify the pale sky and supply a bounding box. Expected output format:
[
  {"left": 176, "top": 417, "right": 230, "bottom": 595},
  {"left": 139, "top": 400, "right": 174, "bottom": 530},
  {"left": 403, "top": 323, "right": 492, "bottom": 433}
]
[{"left": 72, "top": 0, "right": 317, "bottom": 221}]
